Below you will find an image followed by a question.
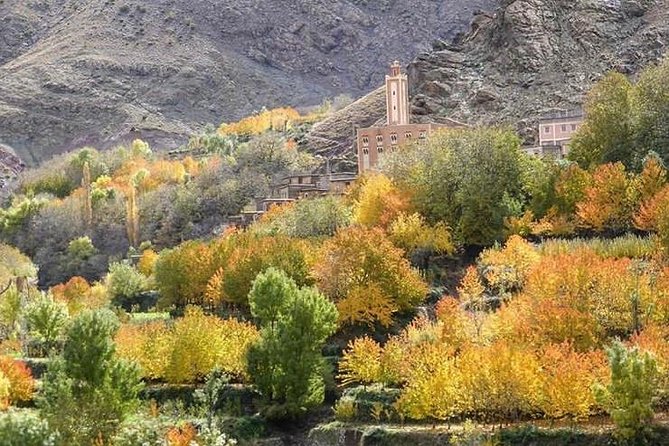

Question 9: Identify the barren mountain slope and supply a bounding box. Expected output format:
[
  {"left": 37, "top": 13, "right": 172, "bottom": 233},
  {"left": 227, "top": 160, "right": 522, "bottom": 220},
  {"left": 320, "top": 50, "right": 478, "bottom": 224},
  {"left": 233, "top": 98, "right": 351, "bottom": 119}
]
[
  {"left": 0, "top": 0, "right": 493, "bottom": 164},
  {"left": 309, "top": 0, "right": 669, "bottom": 163}
]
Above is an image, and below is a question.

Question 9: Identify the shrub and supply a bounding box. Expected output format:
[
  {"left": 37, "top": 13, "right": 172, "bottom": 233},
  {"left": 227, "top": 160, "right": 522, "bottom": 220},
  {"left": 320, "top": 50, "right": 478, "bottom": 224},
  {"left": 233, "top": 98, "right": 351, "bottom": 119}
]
[
  {"left": 116, "top": 308, "right": 259, "bottom": 384},
  {"left": 594, "top": 342, "right": 658, "bottom": 441},
  {"left": 106, "top": 262, "right": 147, "bottom": 309},
  {"left": 0, "top": 410, "right": 58, "bottom": 446},
  {"left": 0, "top": 357, "right": 35, "bottom": 405},
  {"left": 313, "top": 226, "right": 427, "bottom": 326},
  {"left": 165, "top": 307, "right": 259, "bottom": 383},
  {"left": 477, "top": 235, "right": 540, "bottom": 297},
  {"left": 339, "top": 337, "right": 383, "bottom": 386},
  {"left": 39, "top": 309, "right": 143, "bottom": 444},
  {"left": 115, "top": 321, "right": 172, "bottom": 381},
  {"left": 247, "top": 268, "right": 338, "bottom": 418},
  {"left": 25, "top": 294, "right": 69, "bottom": 354}
]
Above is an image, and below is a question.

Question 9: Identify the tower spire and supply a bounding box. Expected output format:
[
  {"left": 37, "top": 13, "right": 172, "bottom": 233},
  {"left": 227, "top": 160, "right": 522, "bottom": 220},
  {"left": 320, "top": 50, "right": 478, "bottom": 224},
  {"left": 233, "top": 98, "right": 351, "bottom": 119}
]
[{"left": 385, "top": 61, "right": 410, "bottom": 126}]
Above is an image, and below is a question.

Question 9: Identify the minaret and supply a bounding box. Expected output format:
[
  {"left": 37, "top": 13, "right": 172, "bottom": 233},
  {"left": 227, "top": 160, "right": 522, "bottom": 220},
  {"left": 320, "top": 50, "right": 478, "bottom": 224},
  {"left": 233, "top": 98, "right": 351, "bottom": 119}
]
[{"left": 385, "top": 61, "right": 410, "bottom": 126}]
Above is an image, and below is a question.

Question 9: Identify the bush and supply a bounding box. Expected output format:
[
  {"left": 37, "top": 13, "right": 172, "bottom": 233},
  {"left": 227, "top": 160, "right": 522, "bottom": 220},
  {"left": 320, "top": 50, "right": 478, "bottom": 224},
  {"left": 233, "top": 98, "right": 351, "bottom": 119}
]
[
  {"left": 0, "top": 357, "right": 35, "bottom": 406},
  {"left": 115, "top": 308, "right": 259, "bottom": 384},
  {"left": 165, "top": 307, "right": 259, "bottom": 384},
  {"left": 0, "top": 410, "right": 59, "bottom": 446},
  {"left": 39, "top": 309, "right": 143, "bottom": 444},
  {"left": 25, "top": 294, "right": 69, "bottom": 354},
  {"left": 594, "top": 342, "right": 658, "bottom": 441},
  {"left": 247, "top": 268, "right": 338, "bottom": 418},
  {"left": 106, "top": 262, "right": 147, "bottom": 309}
]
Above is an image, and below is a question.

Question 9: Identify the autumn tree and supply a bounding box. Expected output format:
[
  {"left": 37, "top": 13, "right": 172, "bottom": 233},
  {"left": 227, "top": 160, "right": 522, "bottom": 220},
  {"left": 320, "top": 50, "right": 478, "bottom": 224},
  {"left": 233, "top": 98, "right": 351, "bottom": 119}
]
[
  {"left": 352, "top": 173, "right": 412, "bottom": 229},
  {"left": 576, "top": 163, "right": 634, "bottom": 231},
  {"left": 313, "top": 226, "right": 428, "bottom": 326}
]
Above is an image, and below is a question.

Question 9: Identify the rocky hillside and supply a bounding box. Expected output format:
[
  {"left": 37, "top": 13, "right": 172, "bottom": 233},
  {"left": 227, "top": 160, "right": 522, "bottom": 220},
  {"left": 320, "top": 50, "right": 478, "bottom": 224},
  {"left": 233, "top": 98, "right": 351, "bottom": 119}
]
[
  {"left": 309, "top": 0, "right": 669, "bottom": 163},
  {"left": 0, "top": 0, "right": 492, "bottom": 165}
]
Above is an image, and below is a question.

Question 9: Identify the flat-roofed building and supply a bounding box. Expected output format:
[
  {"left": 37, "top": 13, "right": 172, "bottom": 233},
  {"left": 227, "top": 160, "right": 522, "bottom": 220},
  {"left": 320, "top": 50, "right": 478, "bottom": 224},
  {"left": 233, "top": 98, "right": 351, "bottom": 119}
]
[
  {"left": 356, "top": 61, "right": 466, "bottom": 174},
  {"left": 537, "top": 110, "right": 584, "bottom": 156}
]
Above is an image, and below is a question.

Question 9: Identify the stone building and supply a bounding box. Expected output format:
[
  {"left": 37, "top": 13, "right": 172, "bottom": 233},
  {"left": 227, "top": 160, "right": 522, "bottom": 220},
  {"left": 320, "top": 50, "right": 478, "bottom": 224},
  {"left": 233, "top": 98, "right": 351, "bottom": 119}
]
[{"left": 356, "top": 61, "right": 466, "bottom": 174}]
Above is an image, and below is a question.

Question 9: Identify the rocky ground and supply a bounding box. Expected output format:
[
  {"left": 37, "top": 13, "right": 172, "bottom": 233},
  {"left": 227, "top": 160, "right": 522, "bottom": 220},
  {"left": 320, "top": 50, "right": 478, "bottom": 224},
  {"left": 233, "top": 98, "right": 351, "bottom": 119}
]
[
  {"left": 0, "top": 0, "right": 493, "bottom": 165},
  {"left": 308, "top": 0, "right": 669, "bottom": 164}
]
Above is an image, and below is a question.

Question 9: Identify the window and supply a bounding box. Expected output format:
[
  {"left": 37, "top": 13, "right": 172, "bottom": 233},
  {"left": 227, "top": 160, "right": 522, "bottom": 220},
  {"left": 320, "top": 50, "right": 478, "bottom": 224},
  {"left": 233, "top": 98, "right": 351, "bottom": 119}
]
[
  {"left": 393, "top": 105, "right": 396, "bottom": 110},
  {"left": 405, "top": 132, "right": 412, "bottom": 139},
  {"left": 390, "top": 133, "right": 398, "bottom": 144},
  {"left": 362, "top": 136, "right": 369, "bottom": 146},
  {"left": 362, "top": 148, "right": 369, "bottom": 155},
  {"left": 298, "top": 177, "right": 303, "bottom": 184},
  {"left": 378, "top": 146, "right": 384, "bottom": 153},
  {"left": 571, "top": 124, "right": 577, "bottom": 131},
  {"left": 376, "top": 135, "right": 384, "bottom": 144},
  {"left": 393, "top": 91, "right": 396, "bottom": 96},
  {"left": 419, "top": 131, "right": 427, "bottom": 139},
  {"left": 544, "top": 126, "right": 550, "bottom": 133},
  {"left": 561, "top": 124, "right": 567, "bottom": 132}
]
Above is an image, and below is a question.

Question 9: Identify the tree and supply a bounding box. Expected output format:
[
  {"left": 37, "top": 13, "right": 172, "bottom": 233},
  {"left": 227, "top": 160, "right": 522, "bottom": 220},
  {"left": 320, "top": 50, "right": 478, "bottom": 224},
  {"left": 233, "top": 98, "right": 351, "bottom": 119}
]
[
  {"left": 39, "top": 309, "right": 142, "bottom": 444},
  {"left": 106, "top": 262, "right": 147, "bottom": 310},
  {"left": 594, "top": 342, "right": 658, "bottom": 441},
  {"left": 247, "top": 268, "right": 338, "bottom": 419},
  {"left": 352, "top": 173, "right": 412, "bottom": 229},
  {"left": 568, "top": 73, "right": 635, "bottom": 169},
  {"left": 384, "top": 128, "right": 527, "bottom": 245},
  {"left": 313, "top": 226, "right": 428, "bottom": 326},
  {"left": 576, "top": 163, "right": 634, "bottom": 231},
  {"left": 634, "top": 57, "right": 669, "bottom": 167},
  {"left": 25, "top": 294, "right": 69, "bottom": 354}
]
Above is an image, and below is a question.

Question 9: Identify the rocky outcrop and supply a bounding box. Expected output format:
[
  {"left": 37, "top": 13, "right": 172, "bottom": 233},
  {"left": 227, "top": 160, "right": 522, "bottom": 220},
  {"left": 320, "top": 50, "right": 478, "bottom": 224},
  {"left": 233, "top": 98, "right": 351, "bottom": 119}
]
[
  {"left": 409, "top": 0, "right": 669, "bottom": 143},
  {"left": 0, "top": 0, "right": 493, "bottom": 164},
  {"left": 309, "top": 0, "right": 669, "bottom": 162}
]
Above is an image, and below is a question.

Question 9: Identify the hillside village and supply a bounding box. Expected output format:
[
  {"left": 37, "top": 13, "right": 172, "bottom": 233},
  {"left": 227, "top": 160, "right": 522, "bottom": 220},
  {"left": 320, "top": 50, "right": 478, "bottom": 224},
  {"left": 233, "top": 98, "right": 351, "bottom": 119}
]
[{"left": 3, "top": 0, "right": 669, "bottom": 445}]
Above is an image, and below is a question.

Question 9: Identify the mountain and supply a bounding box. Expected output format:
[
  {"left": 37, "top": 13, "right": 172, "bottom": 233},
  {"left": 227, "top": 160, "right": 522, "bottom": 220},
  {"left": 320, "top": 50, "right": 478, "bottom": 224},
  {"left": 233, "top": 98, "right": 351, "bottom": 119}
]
[
  {"left": 0, "top": 0, "right": 493, "bottom": 165},
  {"left": 308, "top": 0, "right": 669, "bottom": 163}
]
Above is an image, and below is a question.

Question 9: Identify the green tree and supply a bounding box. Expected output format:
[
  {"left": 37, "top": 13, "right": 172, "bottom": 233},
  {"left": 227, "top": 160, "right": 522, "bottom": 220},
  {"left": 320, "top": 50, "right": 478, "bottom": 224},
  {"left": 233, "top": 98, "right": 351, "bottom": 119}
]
[
  {"left": 634, "top": 57, "right": 669, "bottom": 168},
  {"left": 569, "top": 72, "right": 635, "bottom": 169},
  {"left": 106, "top": 262, "right": 146, "bottom": 310},
  {"left": 39, "top": 309, "right": 143, "bottom": 445},
  {"left": 594, "top": 342, "right": 658, "bottom": 442},
  {"left": 25, "top": 294, "right": 69, "bottom": 354},
  {"left": 247, "top": 268, "right": 338, "bottom": 419},
  {"left": 384, "top": 127, "right": 526, "bottom": 246}
]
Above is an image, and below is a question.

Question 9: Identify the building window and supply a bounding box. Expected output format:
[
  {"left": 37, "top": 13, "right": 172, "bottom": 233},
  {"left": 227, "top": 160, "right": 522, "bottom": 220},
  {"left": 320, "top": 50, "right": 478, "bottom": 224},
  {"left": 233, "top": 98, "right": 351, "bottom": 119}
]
[
  {"left": 362, "top": 148, "right": 369, "bottom": 155},
  {"left": 561, "top": 124, "right": 567, "bottom": 132},
  {"left": 390, "top": 133, "right": 398, "bottom": 144},
  {"left": 362, "top": 136, "right": 369, "bottom": 146},
  {"left": 419, "top": 131, "right": 427, "bottom": 139},
  {"left": 393, "top": 105, "right": 396, "bottom": 110},
  {"left": 376, "top": 135, "right": 384, "bottom": 145},
  {"left": 405, "top": 132, "right": 412, "bottom": 139},
  {"left": 393, "top": 91, "right": 396, "bottom": 96},
  {"left": 571, "top": 124, "right": 577, "bottom": 131},
  {"left": 377, "top": 146, "right": 384, "bottom": 153},
  {"left": 544, "top": 126, "right": 550, "bottom": 133},
  {"left": 298, "top": 177, "right": 303, "bottom": 185}
]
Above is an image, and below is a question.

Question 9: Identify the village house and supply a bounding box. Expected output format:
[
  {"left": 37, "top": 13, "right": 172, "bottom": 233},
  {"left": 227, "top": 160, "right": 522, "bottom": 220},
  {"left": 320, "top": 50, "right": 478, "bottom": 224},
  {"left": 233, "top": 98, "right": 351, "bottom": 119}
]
[
  {"left": 356, "top": 61, "right": 466, "bottom": 174},
  {"left": 524, "top": 110, "right": 584, "bottom": 157}
]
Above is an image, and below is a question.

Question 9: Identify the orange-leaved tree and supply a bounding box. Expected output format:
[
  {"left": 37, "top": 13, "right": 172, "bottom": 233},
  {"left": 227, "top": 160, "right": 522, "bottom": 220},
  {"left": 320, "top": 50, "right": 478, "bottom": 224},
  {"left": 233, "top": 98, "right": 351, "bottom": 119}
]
[{"left": 313, "top": 226, "right": 428, "bottom": 327}]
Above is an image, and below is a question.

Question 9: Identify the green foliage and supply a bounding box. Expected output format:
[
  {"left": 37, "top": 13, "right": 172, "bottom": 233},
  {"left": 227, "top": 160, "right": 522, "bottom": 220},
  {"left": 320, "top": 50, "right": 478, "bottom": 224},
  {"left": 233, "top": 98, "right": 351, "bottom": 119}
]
[
  {"left": 66, "top": 236, "right": 97, "bottom": 261},
  {"left": 385, "top": 127, "right": 526, "bottom": 245},
  {"left": 569, "top": 57, "right": 669, "bottom": 170},
  {"left": 106, "top": 262, "right": 147, "bottom": 309},
  {"left": 39, "top": 309, "right": 143, "bottom": 445},
  {"left": 25, "top": 293, "right": 69, "bottom": 353},
  {"left": 0, "top": 410, "right": 59, "bottom": 446},
  {"left": 247, "top": 268, "right": 338, "bottom": 419},
  {"left": 569, "top": 73, "right": 635, "bottom": 169},
  {"left": 253, "top": 195, "right": 352, "bottom": 238},
  {"left": 594, "top": 342, "right": 658, "bottom": 441}
]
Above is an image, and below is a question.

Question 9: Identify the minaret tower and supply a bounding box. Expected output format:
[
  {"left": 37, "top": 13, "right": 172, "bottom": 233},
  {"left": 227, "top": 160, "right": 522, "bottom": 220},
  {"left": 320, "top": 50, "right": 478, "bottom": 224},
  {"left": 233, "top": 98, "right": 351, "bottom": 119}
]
[{"left": 385, "top": 61, "right": 410, "bottom": 126}]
